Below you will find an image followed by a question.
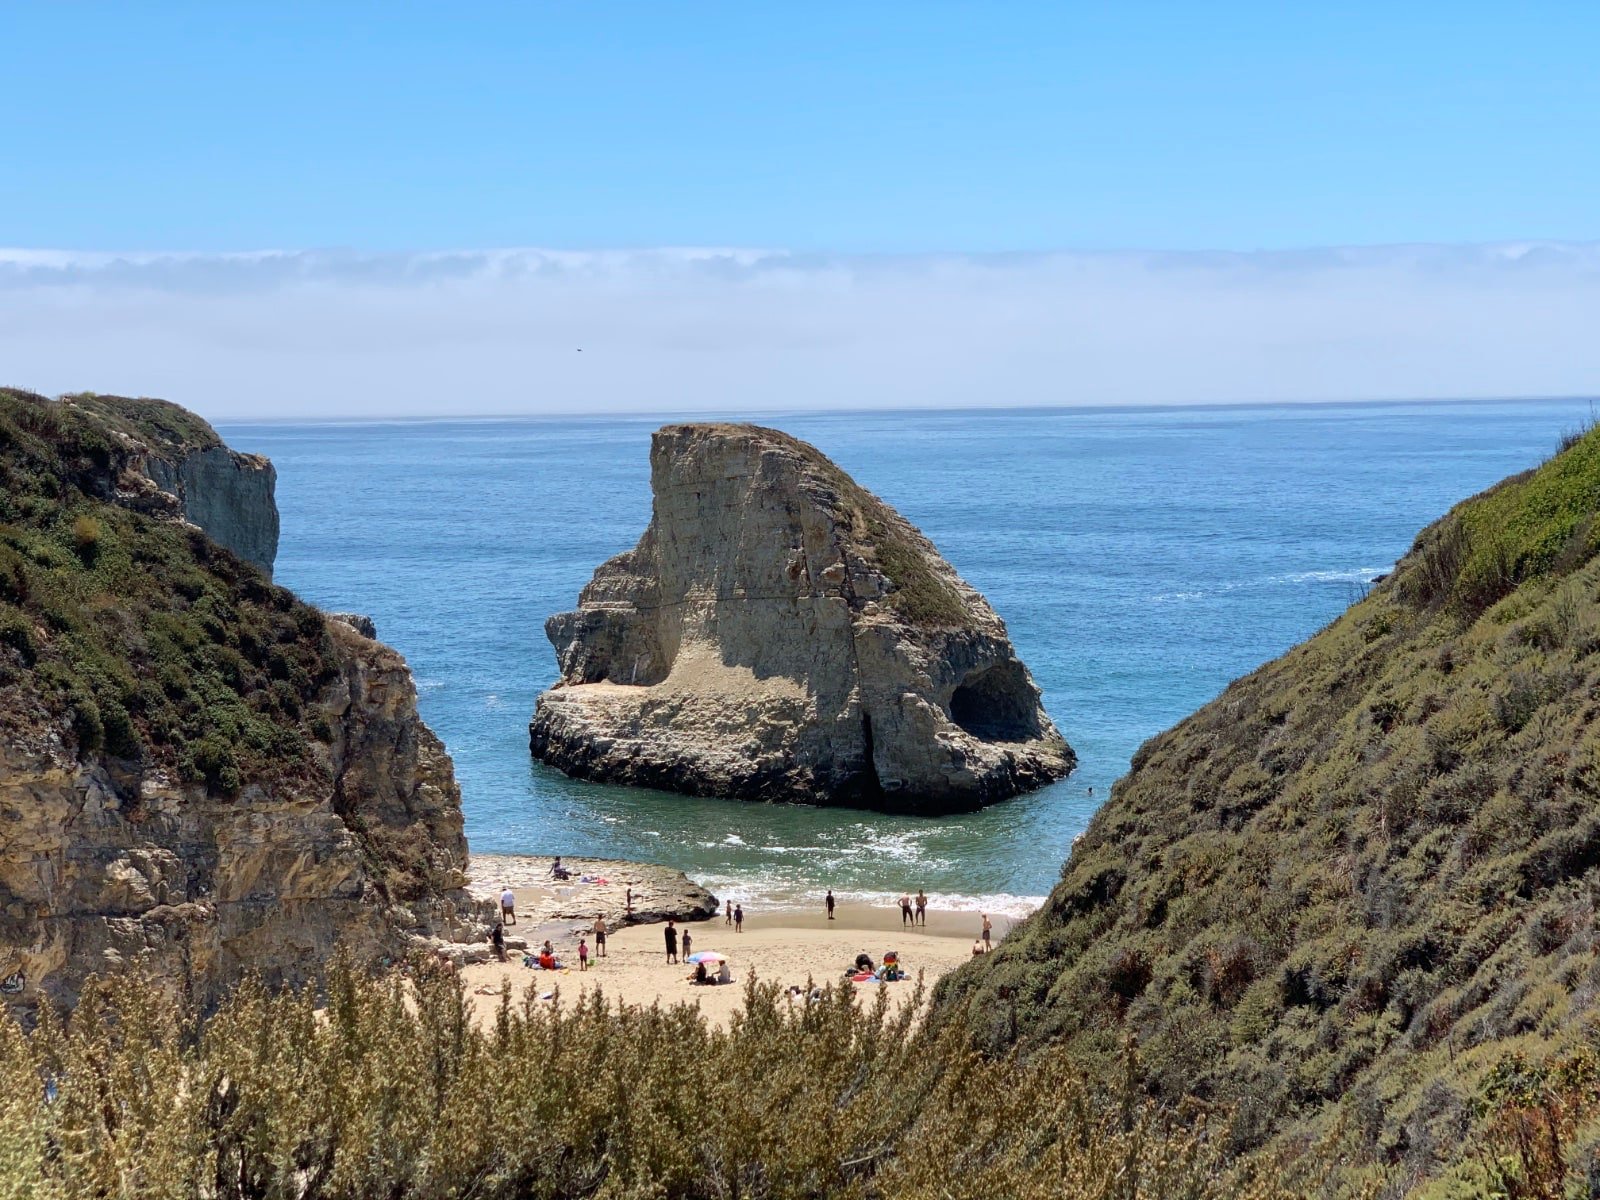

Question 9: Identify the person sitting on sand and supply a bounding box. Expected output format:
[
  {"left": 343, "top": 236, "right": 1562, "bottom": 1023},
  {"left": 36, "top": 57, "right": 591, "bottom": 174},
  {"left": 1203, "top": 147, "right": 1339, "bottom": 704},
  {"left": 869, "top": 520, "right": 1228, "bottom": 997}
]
[
  {"left": 500, "top": 886, "right": 516, "bottom": 926},
  {"left": 550, "top": 856, "right": 571, "bottom": 881},
  {"left": 538, "top": 949, "right": 557, "bottom": 970},
  {"left": 491, "top": 922, "right": 507, "bottom": 963},
  {"left": 692, "top": 962, "right": 709, "bottom": 985},
  {"left": 716, "top": 961, "right": 732, "bottom": 985},
  {"left": 971, "top": 938, "right": 984, "bottom": 957},
  {"left": 854, "top": 951, "right": 875, "bottom": 973}
]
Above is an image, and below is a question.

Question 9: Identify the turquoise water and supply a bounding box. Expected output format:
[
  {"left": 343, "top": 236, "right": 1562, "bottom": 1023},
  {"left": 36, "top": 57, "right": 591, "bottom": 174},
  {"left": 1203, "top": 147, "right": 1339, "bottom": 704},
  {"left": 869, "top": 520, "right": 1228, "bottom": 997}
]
[{"left": 221, "top": 400, "right": 1595, "bottom": 914}]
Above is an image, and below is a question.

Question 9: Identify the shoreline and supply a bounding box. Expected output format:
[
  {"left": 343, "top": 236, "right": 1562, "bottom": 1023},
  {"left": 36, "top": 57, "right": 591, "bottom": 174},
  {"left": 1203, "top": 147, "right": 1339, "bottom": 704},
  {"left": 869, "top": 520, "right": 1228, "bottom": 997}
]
[{"left": 467, "top": 851, "right": 1032, "bottom": 935}]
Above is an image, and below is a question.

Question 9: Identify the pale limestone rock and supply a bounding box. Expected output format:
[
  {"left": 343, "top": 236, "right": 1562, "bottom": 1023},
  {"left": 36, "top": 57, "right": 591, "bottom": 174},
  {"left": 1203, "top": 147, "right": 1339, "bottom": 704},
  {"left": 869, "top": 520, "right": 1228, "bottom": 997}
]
[{"left": 529, "top": 423, "right": 1073, "bottom": 813}]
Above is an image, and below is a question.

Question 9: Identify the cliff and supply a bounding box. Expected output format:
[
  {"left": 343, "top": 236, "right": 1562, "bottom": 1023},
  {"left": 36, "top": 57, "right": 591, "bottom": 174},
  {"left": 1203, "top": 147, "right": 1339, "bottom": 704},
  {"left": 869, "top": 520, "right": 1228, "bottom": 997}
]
[
  {"left": 63, "top": 392, "right": 279, "bottom": 575},
  {"left": 529, "top": 423, "right": 1072, "bottom": 813},
  {"left": 0, "top": 389, "right": 476, "bottom": 1011},
  {"left": 937, "top": 426, "right": 1600, "bottom": 1193}
]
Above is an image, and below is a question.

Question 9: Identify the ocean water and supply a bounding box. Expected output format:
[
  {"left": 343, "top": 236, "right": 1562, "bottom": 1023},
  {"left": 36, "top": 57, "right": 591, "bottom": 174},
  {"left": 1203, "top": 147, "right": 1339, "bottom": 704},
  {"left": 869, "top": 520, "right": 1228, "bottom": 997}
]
[{"left": 221, "top": 400, "right": 1596, "bottom": 915}]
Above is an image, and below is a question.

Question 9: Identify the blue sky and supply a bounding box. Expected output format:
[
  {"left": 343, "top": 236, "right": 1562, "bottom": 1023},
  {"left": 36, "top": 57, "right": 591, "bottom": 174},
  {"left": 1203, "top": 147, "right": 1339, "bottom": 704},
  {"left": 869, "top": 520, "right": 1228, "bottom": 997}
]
[
  {"left": 3, "top": 4, "right": 1597, "bottom": 416},
  {"left": 4, "top": 2, "right": 1597, "bottom": 252}
]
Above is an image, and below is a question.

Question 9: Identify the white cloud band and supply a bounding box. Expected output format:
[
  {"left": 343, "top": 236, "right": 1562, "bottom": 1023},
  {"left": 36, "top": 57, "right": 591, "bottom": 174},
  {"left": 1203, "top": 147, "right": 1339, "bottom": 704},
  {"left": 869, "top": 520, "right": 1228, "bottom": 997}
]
[{"left": 3, "top": 244, "right": 1597, "bottom": 418}]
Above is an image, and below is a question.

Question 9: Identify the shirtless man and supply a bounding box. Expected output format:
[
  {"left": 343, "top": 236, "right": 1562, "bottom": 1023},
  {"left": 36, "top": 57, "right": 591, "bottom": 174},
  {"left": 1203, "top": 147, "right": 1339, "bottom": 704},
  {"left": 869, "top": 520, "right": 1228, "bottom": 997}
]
[{"left": 593, "top": 913, "right": 607, "bottom": 958}]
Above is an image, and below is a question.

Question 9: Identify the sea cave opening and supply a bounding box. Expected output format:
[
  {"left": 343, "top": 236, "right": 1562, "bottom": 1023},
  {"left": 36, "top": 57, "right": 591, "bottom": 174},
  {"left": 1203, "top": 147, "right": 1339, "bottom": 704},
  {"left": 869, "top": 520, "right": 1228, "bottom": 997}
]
[{"left": 948, "top": 661, "right": 1041, "bottom": 742}]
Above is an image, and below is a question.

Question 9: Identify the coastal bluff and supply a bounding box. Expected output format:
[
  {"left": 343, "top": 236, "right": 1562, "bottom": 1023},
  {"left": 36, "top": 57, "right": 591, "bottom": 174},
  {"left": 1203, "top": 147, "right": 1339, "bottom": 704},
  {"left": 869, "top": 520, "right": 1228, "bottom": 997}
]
[
  {"left": 529, "top": 422, "right": 1073, "bottom": 813},
  {"left": 0, "top": 390, "right": 481, "bottom": 1011}
]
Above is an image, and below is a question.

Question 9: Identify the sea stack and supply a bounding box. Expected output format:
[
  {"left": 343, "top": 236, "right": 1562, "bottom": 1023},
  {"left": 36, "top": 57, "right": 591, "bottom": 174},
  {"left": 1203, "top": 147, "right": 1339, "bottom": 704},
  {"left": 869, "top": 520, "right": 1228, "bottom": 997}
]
[{"left": 529, "top": 423, "right": 1074, "bottom": 813}]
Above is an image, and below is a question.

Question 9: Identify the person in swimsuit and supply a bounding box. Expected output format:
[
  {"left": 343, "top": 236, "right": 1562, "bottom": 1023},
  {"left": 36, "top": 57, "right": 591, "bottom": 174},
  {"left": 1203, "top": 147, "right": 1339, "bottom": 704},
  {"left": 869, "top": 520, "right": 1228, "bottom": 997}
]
[
  {"left": 682, "top": 928, "right": 693, "bottom": 960},
  {"left": 915, "top": 890, "right": 927, "bottom": 925},
  {"left": 981, "top": 913, "right": 993, "bottom": 950},
  {"left": 825, "top": 889, "right": 835, "bottom": 920},
  {"left": 734, "top": 904, "right": 744, "bottom": 933},
  {"left": 593, "top": 914, "right": 607, "bottom": 958},
  {"left": 725, "top": 900, "right": 733, "bottom": 926},
  {"left": 899, "top": 895, "right": 912, "bottom": 926}
]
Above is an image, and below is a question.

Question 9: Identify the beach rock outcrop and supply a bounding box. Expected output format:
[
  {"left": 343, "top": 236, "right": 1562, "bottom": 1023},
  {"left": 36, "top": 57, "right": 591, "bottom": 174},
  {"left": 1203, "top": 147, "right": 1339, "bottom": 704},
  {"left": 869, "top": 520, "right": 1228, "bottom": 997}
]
[
  {"left": 529, "top": 423, "right": 1073, "bottom": 813},
  {"left": 0, "top": 389, "right": 479, "bottom": 1012}
]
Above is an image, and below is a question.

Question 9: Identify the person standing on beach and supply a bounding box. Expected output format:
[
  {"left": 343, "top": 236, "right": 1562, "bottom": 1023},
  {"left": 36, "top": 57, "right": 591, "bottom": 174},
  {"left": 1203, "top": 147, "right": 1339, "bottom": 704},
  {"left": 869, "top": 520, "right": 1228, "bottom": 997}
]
[
  {"left": 665, "top": 920, "right": 679, "bottom": 963},
  {"left": 915, "top": 890, "right": 927, "bottom": 925},
  {"left": 725, "top": 900, "right": 733, "bottom": 926},
  {"left": 899, "top": 895, "right": 912, "bottom": 926},
  {"left": 981, "top": 913, "right": 993, "bottom": 951},
  {"left": 825, "top": 889, "right": 835, "bottom": 920},
  {"left": 734, "top": 904, "right": 744, "bottom": 933},
  {"left": 626, "top": 887, "right": 634, "bottom": 915},
  {"left": 500, "top": 886, "right": 517, "bottom": 926},
  {"left": 682, "top": 928, "right": 693, "bottom": 960},
  {"left": 578, "top": 938, "right": 589, "bottom": 971},
  {"left": 593, "top": 914, "right": 607, "bottom": 958}
]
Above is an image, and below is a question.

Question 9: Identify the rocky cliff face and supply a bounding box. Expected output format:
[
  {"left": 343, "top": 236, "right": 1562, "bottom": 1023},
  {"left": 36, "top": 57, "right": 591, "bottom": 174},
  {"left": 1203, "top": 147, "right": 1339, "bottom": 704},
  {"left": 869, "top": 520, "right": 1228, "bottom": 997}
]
[
  {"left": 66, "top": 393, "right": 280, "bottom": 575},
  {"left": 0, "top": 389, "right": 477, "bottom": 1012},
  {"left": 530, "top": 423, "right": 1072, "bottom": 813}
]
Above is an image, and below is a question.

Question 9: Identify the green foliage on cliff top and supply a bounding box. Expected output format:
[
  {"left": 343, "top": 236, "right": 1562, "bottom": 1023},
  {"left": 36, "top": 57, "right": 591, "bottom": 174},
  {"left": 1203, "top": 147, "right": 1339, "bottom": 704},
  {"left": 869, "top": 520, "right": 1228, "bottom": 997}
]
[
  {"left": 0, "top": 964, "right": 1301, "bottom": 1200},
  {"left": 0, "top": 387, "right": 330, "bottom": 792},
  {"left": 935, "top": 424, "right": 1600, "bottom": 1195},
  {"left": 63, "top": 390, "right": 225, "bottom": 453}
]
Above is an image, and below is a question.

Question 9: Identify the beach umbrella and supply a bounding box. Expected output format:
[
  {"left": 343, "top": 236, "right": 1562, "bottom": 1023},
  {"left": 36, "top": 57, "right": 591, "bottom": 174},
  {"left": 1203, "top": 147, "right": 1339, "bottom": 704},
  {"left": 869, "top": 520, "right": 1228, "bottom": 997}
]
[{"left": 686, "top": 951, "right": 727, "bottom": 965}]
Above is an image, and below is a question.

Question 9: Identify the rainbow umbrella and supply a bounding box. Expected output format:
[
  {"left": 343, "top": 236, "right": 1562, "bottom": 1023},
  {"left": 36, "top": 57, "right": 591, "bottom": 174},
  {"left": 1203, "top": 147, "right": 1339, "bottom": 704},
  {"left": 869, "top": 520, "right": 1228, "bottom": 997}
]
[{"left": 686, "top": 951, "right": 727, "bottom": 965}]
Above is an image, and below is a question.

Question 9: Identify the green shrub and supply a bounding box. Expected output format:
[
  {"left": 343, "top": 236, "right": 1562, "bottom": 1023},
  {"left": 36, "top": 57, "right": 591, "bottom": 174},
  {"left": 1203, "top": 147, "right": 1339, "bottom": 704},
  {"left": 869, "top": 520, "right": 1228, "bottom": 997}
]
[{"left": 0, "top": 966, "right": 1302, "bottom": 1200}]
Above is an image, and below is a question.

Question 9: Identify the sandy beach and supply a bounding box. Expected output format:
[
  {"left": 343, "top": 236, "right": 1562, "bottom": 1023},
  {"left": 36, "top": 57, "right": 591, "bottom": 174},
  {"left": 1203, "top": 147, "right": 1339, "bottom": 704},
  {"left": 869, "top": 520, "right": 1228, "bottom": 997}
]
[{"left": 460, "top": 901, "right": 1016, "bottom": 1026}]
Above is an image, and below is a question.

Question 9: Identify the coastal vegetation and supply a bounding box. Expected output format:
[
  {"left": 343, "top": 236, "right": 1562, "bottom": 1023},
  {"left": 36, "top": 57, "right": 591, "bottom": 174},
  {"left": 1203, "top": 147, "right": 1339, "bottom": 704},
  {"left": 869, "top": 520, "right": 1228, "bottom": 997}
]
[
  {"left": 0, "top": 960, "right": 1292, "bottom": 1200},
  {"left": 936, "top": 423, "right": 1600, "bottom": 1194},
  {"left": 0, "top": 387, "right": 333, "bottom": 794}
]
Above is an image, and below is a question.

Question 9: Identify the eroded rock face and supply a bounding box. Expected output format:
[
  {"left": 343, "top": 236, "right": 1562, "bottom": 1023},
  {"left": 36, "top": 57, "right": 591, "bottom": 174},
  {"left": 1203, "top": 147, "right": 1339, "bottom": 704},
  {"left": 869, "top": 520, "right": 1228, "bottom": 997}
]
[
  {"left": 143, "top": 446, "right": 279, "bottom": 575},
  {"left": 0, "top": 392, "right": 479, "bottom": 1012},
  {"left": 0, "top": 618, "right": 478, "bottom": 1012},
  {"left": 529, "top": 424, "right": 1073, "bottom": 813}
]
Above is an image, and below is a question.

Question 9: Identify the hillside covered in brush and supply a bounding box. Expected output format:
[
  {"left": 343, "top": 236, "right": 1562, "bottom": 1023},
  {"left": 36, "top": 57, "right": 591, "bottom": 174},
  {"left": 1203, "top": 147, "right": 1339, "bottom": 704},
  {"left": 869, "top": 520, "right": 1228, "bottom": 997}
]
[
  {"left": 0, "top": 389, "right": 476, "bottom": 1011},
  {"left": 939, "top": 424, "right": 1600, "bottom": 1196}
]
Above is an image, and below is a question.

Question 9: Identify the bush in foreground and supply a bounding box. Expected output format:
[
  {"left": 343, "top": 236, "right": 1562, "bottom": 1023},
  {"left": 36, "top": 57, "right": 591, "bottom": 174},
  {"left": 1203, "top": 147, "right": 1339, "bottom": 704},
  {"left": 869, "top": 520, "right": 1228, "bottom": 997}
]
[{"left": 0, "top": 961, "right": 1298, "bottom": 1200}]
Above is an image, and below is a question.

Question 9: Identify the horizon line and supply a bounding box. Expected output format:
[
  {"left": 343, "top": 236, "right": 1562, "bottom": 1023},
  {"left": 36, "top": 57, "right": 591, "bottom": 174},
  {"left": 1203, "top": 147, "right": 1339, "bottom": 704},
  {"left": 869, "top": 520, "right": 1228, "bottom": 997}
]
[{"left": 204, "top": 393, "right": 1600, "bottom": 428}]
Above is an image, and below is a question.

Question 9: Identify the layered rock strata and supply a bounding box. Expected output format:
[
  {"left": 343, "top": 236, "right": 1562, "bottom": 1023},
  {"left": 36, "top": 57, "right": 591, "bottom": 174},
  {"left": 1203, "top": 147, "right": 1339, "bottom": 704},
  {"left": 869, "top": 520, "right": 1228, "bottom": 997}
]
[{"left": 529, "top": 423, "right": 1073, "bottom": 813}]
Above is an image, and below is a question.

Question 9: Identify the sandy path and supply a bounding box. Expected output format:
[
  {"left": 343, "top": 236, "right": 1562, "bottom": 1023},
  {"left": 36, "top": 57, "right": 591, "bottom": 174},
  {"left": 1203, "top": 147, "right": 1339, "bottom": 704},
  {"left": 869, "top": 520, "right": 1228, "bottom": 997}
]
[{"left": 459, "top": 903, "right": 1014, "bottom": 1027}]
